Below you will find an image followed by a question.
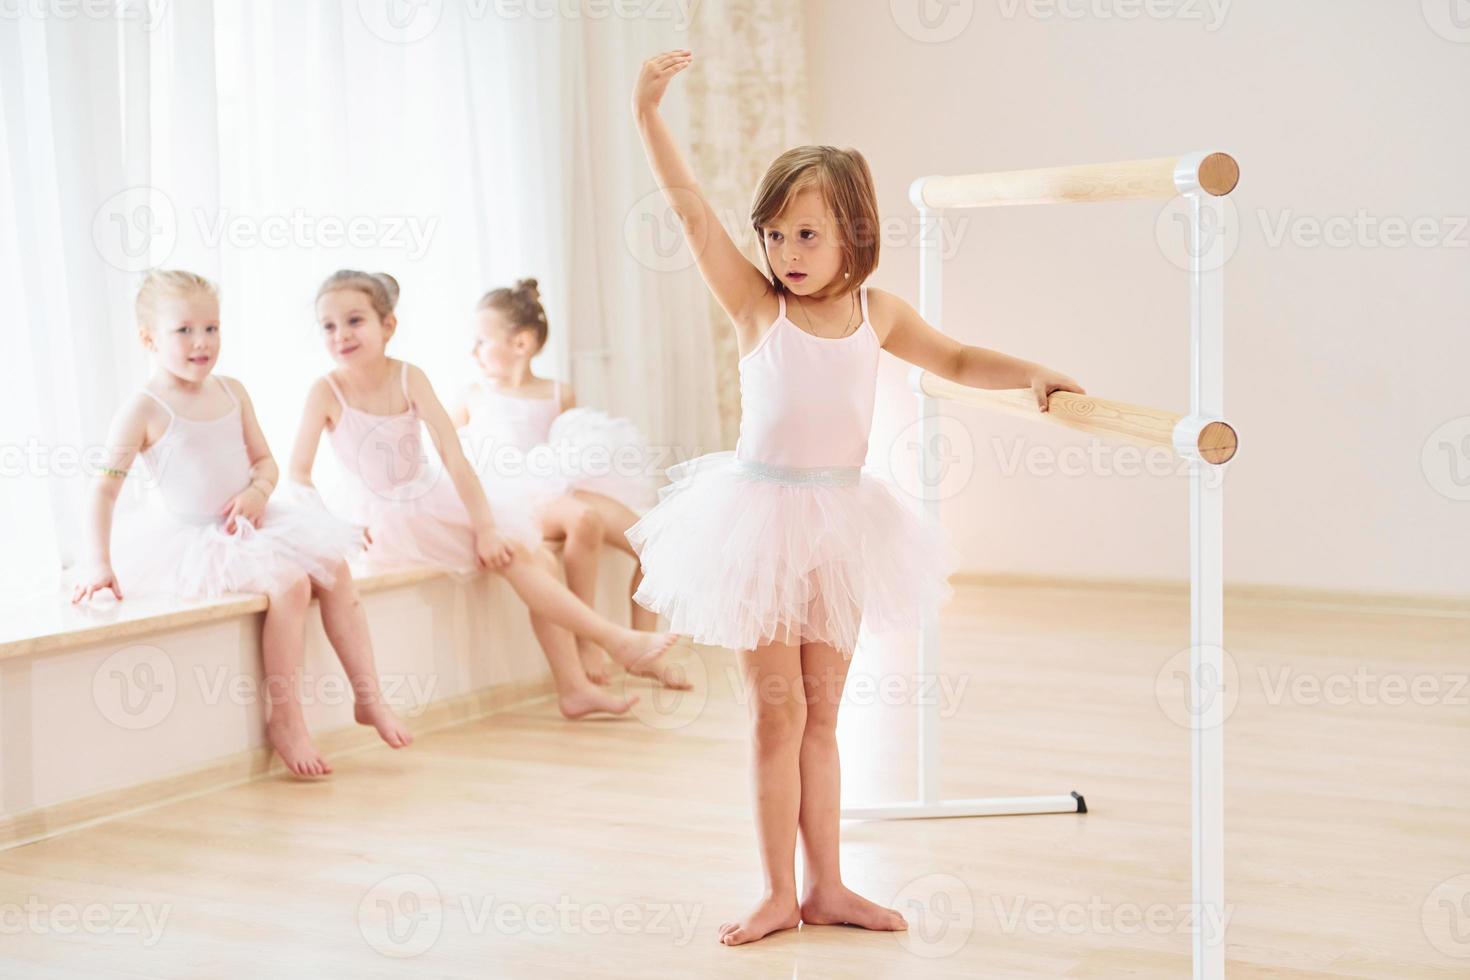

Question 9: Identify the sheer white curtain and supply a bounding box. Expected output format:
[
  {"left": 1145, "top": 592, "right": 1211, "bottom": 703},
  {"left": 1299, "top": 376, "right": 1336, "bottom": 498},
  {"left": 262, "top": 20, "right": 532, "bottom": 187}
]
[{"left": 0, "top": 1, "right": 719, "bottom": 596}]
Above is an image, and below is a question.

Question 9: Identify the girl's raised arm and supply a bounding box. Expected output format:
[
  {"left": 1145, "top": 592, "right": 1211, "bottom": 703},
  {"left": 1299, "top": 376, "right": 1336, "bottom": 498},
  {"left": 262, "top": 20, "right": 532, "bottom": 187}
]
[{"left": 632, "top": 50, "right": 772, "bottom": 337}]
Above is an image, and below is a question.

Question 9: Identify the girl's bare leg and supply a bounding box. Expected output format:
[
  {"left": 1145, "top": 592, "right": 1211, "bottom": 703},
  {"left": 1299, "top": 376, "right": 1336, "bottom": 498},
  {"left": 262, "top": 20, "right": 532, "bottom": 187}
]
[
  {"left": 312, "top": 560, "right": 412, "bottom": 748},
  {"left": 523, "top": 546, "right": 638, "bottom": 718},
  {"left": 719, "top": 635, "right": 805, "bottom": 946},
  {"left": 538, "top": 496, "right": 612, "bottom": 684},
  {"left": 261, "top": 574, "right": 331, "bottom": 777},
  {"left": 496, "top": 540, "right": 682, "bottom": 682},
  {"left": 570, "top": 491, "right": 689, "bottom": 688},
  {"left": 796, "top": 638, "right": 906, "bottom": 933}
]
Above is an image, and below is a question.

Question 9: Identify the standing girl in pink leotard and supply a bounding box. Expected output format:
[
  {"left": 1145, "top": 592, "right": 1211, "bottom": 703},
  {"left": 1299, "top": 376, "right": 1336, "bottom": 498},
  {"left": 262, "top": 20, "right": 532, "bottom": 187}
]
[
  {"left": 288, "top": 271, "right": 688, "bottom": 718},
  {"left": 72, "top": 270, "right": 412, "bottom": 778},
  {"left": 630, "top": 52, "right": 1086, "bottom": 945},
  {"left": 448, "top": 278, "right": 662, "bottom": 685}
]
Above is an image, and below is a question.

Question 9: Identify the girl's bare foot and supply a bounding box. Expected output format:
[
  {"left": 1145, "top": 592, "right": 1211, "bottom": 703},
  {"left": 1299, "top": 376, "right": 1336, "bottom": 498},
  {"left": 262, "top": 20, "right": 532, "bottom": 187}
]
[
  {"left": 558, "top": 686, "right": 640, "bottom": 720},
  {"left": 579, "top": 646, "right": 611, "bottom": 686},
  {"left": 718, "top": 893, "right": 801, "bottom": 946},
  {"left": 266, "top": 714, "right": 333, "bottom": 778},
  {"left": 354, "top": 702, "right": 413, "bottom": 748},
  {"left": 606, "top": 629, "right": 678, "bottom": 674},
  {"left": 799, "top": 884, "right": 907, "bottom": 932},
  {"left": 628, "top": 655, "right": 694, "bottom": 691}
]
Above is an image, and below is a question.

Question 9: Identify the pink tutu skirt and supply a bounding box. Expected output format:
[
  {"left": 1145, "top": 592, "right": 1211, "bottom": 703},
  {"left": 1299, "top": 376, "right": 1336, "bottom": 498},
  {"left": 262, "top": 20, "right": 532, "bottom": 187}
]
[
  {"left": 625, "top": 451, "right": 958, "bottom": 656},
  {"left": 336, "top": 457, "right": 543, "bottom": 575},
  {"left": 106, "top": 483, "right": 362, "bottom": 599}
]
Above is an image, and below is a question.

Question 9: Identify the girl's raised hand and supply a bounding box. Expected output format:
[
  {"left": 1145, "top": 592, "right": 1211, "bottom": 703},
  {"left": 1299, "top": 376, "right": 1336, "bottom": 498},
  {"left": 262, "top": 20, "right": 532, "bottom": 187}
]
[{"left": 632, "top": 49, "right": 692, "bottom": 118}]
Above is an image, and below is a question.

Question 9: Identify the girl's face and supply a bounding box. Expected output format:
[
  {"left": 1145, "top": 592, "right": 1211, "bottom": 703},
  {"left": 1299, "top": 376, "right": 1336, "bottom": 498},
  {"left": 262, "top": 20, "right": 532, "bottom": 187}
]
[
  {"left": 145, "top": 291, "right": 221, "bottom": 384},
  {"left": 317, "top": 289, "right": 394, "bottom": 366},
  {"left": 471, "top": 307, "right": 535, "bottom": 380},
  {"left": 761, "top": 186, "right": 847, "bottom": 297}
]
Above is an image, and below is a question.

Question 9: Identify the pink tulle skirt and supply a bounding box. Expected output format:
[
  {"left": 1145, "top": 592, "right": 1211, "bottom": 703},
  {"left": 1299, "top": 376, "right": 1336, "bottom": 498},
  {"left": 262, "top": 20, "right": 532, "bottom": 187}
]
[
  {"left": 106, "top": 483, "right": 362, "bottom": 599},
  {"left": 625, "top": 451, "right": 957, "bottom": 656},
  {"left": 336, "top": 458, "right": 543, "bottom": 575}
]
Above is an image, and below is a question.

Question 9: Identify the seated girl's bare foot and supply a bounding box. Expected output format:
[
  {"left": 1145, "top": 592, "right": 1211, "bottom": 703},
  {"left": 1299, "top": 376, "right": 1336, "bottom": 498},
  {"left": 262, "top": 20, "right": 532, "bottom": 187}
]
[
  {"left": 718, "top": 894, "right": 801, "bottom": 946},
  {"left": 266, "top": 714, "right": 333, "bottom": 778},
  {"left": 558, "top": 686, "right": 639, "bottom": 720},
  {"left": 629, "top": 654, "right": 694, "bottom": 691},
  {"left": 606, "top": 629, "right": 678, "bottom": 673},
  {"left": 578, "top": 646, "right": 611, "bottom": 686},
  {"left": 354, "top": 702, "right": 413, "bottom": 748},
  {"left": 799, "top": 884, "right": 907, "bottom": 932}
]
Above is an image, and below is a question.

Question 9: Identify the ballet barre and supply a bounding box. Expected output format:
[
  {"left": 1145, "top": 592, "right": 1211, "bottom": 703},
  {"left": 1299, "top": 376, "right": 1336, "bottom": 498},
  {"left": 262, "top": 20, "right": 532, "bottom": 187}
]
[
  {"left": 916, "top": 373, "right": 1239, "bottom": 465},
  {"left": 841, "top": 150, "right": 1238, "bottom": 980}
]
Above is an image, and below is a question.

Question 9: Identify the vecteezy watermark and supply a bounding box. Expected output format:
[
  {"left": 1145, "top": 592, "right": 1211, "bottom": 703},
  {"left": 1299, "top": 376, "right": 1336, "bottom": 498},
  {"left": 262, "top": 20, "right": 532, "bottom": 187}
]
[
  {"left": 1257, "top": 209, "right": 1470, "bottom": 251},
  {"left": 1422, "top": 873, "right": 1470, "bottom": 959},
  {"left": 892, "top": 873, "right": 975, "bottom": 958},
  {"left": 887, "top": 413, "right": 978, "bottom": 504},
  {"left": 91, "top": 187, "right": 439, "bottom": 273},
  {"left": 991, "top": 895, "right": 1233, "bottom": 941},
  {"left": 0, "top": 898, "right": 172, "bottom": 946},
  {"left": 725, "top": 666, "right": 972, "bottom": 717},
  {"left": 1155, "top": 194, "right": 1239, "bottom": 272},
  {"left": 990, "top": 435, "right": 1229, "bottom": 487},
  {"left": 356, "top": 874, "right": 703, "bottom": 957},
  {"left": 1422, "top": 416, "right": 1470, "bottom": 502},
  {"left": 0, "top": 0, "right": 169, "bottom": 29},
  {"left": 1422, "top": 0, "right": 1470, "bottom": 43},
  {"left": 622, "top": 188, "right": 972, "bottom": 275},
  {"left": 1255, "top": 666, "right": 1468, "bottom": 709},
  {"left": 93, "top": 644, "right": 178, "bottom": 731},
  {"left": 93, "top": 643, "right": 438, "bottom": 730},
  {"left": 996, "top": 0, "right": 1231, "bottom": 30},
  {"left": 620, "top": 650, "right": 710, "bottom": 732},
  {"left": 356, "top": 0, "right": 701, "bottom": 44},
  {"left": 890, "top": 0, "right": 976, "bottom": 43},
  {"left": 1154, "top": 645, "right": 1239, "bottom": 730}
]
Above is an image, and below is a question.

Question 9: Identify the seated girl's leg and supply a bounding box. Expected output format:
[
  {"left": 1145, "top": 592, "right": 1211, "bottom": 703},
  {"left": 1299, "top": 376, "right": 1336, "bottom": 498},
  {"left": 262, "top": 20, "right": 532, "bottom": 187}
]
[
  {"left": 570, "top": 490, "right": 660, "bottom": 633},
  {"left": 494, "top": 539, "right": 681, "bottom": 678},
  {"left": 523, "top": 545, "right": 638, "bottom": 718},
  {"left": 312, "top": 559, "right": 412, "bottom": 749},
  {"left": 719, "top": 635, "right": 805, "bottom": 947},
  {"left": 261, "top": 574, "right": 331, "bottom": 778},
  {"left": 537, "top": 495, "right": 611, "bottom": 684},
  {"left": 796, "top": 637, "right": 907, "bottom": 933}
]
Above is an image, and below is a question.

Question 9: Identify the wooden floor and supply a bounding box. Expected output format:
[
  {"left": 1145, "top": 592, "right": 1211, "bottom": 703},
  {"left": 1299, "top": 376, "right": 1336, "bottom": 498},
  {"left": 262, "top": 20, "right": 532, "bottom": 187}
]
[{"left": 1, "top": 582, "right": 1466, "bottom": 978}]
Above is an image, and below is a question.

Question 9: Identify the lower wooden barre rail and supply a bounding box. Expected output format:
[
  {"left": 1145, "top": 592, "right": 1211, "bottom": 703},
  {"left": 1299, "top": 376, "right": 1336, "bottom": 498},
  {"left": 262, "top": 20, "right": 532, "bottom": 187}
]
[{"left": 917, "top": 372, "right": 1238, "bottom": 465}]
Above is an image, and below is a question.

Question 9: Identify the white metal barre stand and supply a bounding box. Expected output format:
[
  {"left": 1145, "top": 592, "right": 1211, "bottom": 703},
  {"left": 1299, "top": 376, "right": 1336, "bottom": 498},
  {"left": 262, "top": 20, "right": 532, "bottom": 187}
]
[{"left": 839, "top": 152, "right": 1231, "bottom": 980}]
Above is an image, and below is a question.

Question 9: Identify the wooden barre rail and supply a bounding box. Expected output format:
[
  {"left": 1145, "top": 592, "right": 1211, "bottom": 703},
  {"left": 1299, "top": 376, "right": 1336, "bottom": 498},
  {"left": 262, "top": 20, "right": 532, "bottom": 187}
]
[
  {"left": 918, "top": 372, "right": 1238, "bottom": 465},
  {"left": 913, "top": 151, "right": 1239, "bottom": 210}
]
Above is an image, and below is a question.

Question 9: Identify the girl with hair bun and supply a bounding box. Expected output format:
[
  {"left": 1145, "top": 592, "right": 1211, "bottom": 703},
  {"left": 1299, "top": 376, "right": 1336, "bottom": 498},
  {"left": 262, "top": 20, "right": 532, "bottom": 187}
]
[{"left": 449, "top": 277, "right": 663, "bottom": 685}]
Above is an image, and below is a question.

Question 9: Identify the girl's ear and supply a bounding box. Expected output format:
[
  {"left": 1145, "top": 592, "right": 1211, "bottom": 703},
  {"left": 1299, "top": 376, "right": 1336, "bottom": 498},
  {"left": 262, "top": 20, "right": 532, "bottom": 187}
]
[{"left": 382, "top": 312, "right": 398, "bottom": 337}]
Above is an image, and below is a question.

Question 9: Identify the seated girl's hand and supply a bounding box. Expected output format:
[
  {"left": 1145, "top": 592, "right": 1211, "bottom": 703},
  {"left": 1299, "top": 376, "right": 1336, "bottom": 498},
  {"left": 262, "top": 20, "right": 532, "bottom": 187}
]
[
  {"left": 72, "top": 562, "right": 122, "bottom": 604},
  {"left": 220, "top": 485, "right": 268, "bottom": 534},
  {"left": 474, "top": 525, "right": 514, "bottom": 571},
  {"left": 1029, "top": 370, "right": 1086, "bottom": 413}
]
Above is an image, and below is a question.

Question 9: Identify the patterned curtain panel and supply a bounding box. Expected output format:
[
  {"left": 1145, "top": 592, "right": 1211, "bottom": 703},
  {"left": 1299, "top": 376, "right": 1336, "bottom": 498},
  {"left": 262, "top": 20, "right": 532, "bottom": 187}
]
[{"left": 686, "top": 3, "right": 810, "bottom": 447}]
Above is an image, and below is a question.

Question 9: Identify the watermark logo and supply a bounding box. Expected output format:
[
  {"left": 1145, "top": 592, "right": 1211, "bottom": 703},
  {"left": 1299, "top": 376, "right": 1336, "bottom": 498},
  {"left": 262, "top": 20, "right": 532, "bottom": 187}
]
[
  {"left": 92, "top": 186, "right": 178, "bottom": 273},
  {"left": 893, "top": 873, "right": 975, "bottom": 958},
  {"left": 1422, "top": 416, "right": 1470, "bottom": 502},
  {"left": 1154, "top": 194, "right": 1238, "bottom": 271},
  {"left": 1154, "top": 644, "right": 1238, "bottom": 730},
  {"left": 0, "top": 0, "right": 169, "bottom": 30},
  {"left": 93, "top": 644, "right": 177, "bottom": 730},
  {"left": 996, "top": 0, "right": 1231, "bottom": 31},
  {"left": 623, "top": 651, "right": 709, "bottom": 731},
  {"left": 1422, "top": 0, "right": 1470, "bottom": 42},
  {"left": 1422, "top": 873, "right": 1470, "bottom": 958},
  {"left": 888, "top": 412, "right": 977, "bottom": 503},
  {"left": 357, "top": 873, "right": 444, "bottom": 958},
  {"left": 890, "top": 0, "right": 975, "bottom": 43},
  {"left": 357, "top": 0, "right": 444, "bottom": 44}
]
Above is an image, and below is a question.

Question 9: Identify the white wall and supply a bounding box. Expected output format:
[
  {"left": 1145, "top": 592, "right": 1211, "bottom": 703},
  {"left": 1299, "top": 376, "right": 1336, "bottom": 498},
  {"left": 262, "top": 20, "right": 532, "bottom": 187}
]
[{"left": 805, "top": 0, "right": 1469, "bottom": 598}]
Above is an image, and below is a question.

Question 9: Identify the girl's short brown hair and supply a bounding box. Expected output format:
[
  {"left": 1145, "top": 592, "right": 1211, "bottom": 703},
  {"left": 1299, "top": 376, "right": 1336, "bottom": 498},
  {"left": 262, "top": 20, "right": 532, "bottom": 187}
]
[
  {"left": 750, "top": 145, "right": 880, "bottom": 294},
  {"left": 135, "top": 269, "right": 218, "bottom": 337},
  {"left": 316, "top": 270, "right": 401, "bottom": 319},
  {"left": 477, "top": 278, "right": 548, "bottom": 352}
]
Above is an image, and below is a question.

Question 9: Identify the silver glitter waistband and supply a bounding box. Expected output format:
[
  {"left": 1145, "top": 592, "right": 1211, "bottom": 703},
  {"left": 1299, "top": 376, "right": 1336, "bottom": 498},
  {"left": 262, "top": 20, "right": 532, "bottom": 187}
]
[{"left": 731, "top": 458, "right": 861, "bottom": 487}]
